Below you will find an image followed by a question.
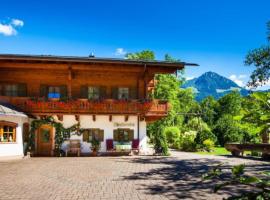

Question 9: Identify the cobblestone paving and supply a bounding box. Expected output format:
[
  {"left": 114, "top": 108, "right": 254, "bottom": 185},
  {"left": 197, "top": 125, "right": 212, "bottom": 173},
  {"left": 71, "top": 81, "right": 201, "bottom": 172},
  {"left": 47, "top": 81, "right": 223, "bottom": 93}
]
[{"left": 0, "top": 152, "right": 269, "bottom": 200}]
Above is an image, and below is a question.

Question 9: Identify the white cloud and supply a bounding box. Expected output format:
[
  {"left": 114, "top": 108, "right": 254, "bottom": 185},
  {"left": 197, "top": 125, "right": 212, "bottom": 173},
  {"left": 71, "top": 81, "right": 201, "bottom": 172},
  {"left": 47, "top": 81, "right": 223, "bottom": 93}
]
[
  {"left": 0, "top": 18, "right": 24, "bottom": 36},
  {"left": 11, "top": 19, "right": 24, "bottom": 27},
  {"left": 115, "top": 48, "right": 127, "bottom": 56},
  {"left": 229, "top": 74, "right": 247, "bottom": 87},
  {"left": 186, "top": 76, "right": 194, "bottom": 80},
  {"left": 0, "top": 24, "right": 17, "bottom": 36}
]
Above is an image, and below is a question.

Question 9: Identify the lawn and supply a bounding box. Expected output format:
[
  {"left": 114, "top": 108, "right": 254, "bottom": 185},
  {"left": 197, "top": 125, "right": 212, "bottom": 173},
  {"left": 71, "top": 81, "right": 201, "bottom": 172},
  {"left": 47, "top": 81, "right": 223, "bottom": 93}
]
[{"left": 196, "top": 147, "right": 231, "bottom": 156}]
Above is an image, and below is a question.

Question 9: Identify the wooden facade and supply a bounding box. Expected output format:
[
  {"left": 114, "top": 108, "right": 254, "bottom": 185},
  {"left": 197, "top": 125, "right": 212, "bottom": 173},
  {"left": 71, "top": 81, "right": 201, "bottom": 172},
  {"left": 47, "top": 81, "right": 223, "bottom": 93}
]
[{"left": 0, "top": 54, "right": 195, "bottom": 122}]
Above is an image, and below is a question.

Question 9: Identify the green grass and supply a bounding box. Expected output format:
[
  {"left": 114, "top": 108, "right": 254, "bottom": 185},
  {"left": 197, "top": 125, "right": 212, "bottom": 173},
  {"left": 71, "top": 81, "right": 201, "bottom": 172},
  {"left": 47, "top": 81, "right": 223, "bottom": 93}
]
[{"left": 196, "top": 147, "right": 231, "bottom": 156}]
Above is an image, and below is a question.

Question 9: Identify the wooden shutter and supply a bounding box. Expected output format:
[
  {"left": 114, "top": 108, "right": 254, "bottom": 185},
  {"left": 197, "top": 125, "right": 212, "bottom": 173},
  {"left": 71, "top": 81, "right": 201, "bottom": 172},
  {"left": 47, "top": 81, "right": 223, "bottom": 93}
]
[
  {"left": 82, "top": 130, "right": 89, "bottom": 142},
  {"left": 99, "top": 129, "right": 104, "bottom": 141},
  {"left": 40, "top": 85, "right": 48, "bottom": 98},
  {"left": 59, "top": 85, "right": 67, "bottom": 99},
  {"left": 113, "top": 129, "right": 118, "bottom": 141},
  {"left": 99, "top": 86, "right": 107, "bottom": 99},
  {"left": 23, "top": 123, "right": 29, "bottom": 143},
  {"left": 129, "top": 87, "right": 137, "bottom": 99},
  {"left": 80, "top": 85, "right": 88, "bottom": 98},
  {"left": 128, "top": 129, "right": 134, "bottom": 141},
  {"left": 111, "top": 87, "right": 118, "bottom": 99}
]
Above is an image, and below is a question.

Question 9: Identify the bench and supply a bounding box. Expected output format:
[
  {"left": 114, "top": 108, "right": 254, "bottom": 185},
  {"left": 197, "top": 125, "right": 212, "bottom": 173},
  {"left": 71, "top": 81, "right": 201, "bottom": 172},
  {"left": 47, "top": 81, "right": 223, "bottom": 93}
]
[
  {"left": 225, "top": 143, "right": 270, "bottom": 159},
  {"left": 66, "top": 139, "right": 81, "bottom": 157}
]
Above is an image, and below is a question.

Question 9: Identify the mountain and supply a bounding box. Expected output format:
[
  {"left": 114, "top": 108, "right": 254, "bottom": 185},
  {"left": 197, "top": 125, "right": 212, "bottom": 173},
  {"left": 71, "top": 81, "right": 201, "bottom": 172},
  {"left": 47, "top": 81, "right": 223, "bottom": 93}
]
[{"left": 182, "top": 71, "right": 250, "bottom": 101}]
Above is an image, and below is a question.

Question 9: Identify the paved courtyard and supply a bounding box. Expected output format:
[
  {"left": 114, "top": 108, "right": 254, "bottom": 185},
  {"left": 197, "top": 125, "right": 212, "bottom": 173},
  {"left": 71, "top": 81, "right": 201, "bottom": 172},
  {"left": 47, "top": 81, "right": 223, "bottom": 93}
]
[{"left": 0, "top": 151, "right": 269, "bottom": 200}]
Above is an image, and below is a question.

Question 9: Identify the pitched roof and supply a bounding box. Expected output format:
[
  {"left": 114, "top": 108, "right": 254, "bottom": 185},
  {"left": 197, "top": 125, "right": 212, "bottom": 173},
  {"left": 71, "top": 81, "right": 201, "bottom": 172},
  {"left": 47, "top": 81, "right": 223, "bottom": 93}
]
[{"left": 0, "top": 104, "right": 28, "bottom": 117}]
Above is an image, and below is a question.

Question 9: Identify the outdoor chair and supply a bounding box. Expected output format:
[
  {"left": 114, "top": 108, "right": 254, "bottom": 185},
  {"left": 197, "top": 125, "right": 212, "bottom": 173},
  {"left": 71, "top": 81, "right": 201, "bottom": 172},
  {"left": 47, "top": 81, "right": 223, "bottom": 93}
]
[
  {"left": 66, "top": 139, "right": 81, "bottom": 157},
  {"left": 131, "top": 139, "right": 140, "bottom": 155}
]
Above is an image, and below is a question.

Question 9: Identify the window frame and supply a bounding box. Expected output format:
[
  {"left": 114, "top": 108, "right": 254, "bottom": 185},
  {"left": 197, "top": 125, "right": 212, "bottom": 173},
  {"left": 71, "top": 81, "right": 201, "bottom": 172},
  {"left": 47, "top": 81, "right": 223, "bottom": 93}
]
[
  {"left": 113, "top": 128, "right": 134, "bottom": 142},
  {"left": 0, "top": 121, "right": 17, "bottom": 143},
  {"left": 82, "top": 128, "right": 104, "bottom": 143},
  {"left": 48, "top": 86, "right": 61, "bottom": 99},
  {"left": 88, "top": 86, "right": 100, "bottom": 100},
  {"left": 118, "top": 87, "right": 129, "bottom": 100},
  {"left": 0, "top": 83, "right": 27, "bottom": 97}
]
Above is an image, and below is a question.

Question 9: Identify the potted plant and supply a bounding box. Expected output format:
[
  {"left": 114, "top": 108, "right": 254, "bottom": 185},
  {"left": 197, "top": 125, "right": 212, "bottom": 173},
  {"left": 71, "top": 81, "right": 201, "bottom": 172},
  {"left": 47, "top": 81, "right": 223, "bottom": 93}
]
[{"left": 90, "top": 137, "right": 101, "bottom": 156}]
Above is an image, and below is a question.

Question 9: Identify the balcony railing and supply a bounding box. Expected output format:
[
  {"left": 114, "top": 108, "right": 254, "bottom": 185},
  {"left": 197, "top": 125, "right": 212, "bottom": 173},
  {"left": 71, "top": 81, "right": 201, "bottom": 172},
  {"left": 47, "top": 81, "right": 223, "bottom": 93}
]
[{"left": 0, "top": 96, "right": 169, "bottom": 116}]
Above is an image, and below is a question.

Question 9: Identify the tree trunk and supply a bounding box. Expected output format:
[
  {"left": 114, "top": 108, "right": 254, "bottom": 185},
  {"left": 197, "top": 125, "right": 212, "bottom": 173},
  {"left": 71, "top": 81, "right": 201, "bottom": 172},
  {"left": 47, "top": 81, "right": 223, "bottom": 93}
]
[{"left": 262, "top": 131, "right": 269, "bottom": 143}]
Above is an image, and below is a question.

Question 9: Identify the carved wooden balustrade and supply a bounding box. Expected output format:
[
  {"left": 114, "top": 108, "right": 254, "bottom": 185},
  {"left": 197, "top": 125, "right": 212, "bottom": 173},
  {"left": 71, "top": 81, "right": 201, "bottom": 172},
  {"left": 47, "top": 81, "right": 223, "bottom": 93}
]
[{"left": 0, "top": 97, "right": 169, "bottom": 117}]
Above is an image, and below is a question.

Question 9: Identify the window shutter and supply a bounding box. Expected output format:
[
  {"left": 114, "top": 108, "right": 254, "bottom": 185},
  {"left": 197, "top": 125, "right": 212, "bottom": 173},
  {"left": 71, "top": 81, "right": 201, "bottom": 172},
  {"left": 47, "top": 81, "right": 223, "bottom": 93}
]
[
  {"left": 113, "top": 129, "right": 118, "bottom": 141},
  {"left": 40, "top": 85, "right": 48, "bottom": 98},
  {"left": 80, "top": 85, "right": 88, "bottom": 98},
  {"left": 99, "top": 86, "right": 107, "bottom": 99},
  {"left": 82, "top": 130, "right": 89, "bottom": 142},
  {"left": 23, "top": 123, "right": 29, "bottom": 143},
  {"left": 129, "top": 87, "right": 137, "bottom": 99},
  {"left": 18, "top": 84, "right": 27, "bottom": 97},
  {"left": 128, "top": 129, "right": 134, "bottom": 141},
  {"left": 111, "top": 87, "right": 118, "bottom": 99},
  {"left": 59, "top": 85, "right": 67, "bottom": 99},
  {"left": 99, "top": 129, "right": 104, "bottom": 141}
]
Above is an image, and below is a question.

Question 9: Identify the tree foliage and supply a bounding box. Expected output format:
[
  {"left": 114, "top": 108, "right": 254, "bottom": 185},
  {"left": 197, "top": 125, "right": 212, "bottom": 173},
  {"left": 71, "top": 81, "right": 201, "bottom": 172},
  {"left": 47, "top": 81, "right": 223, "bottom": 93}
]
[{"left": 245, "top": 21, "right": 270, "bottom": 87}]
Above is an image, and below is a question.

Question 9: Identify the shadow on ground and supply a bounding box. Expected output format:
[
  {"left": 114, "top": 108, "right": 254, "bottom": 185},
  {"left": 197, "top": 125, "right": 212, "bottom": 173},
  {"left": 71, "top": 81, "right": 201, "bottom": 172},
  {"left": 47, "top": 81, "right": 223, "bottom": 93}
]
[{"left": 120, "top": 156, "right": 270, "bottom": 199}]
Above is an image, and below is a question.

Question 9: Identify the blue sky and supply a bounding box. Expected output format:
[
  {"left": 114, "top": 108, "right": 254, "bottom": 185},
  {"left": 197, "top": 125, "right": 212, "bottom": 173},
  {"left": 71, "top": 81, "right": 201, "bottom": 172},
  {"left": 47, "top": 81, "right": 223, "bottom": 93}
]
[{"left": 0, "top": 0, "right": 269, "bottom": 89}]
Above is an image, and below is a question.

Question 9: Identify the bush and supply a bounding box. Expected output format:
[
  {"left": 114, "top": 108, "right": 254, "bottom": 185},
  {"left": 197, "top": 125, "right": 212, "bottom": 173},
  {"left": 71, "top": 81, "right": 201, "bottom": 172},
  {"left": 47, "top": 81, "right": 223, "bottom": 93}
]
[
  {"left": 181, "top": 131, "right": 197, "bottom": 152},
  {"left": 195, "top": 129, "right": 217, "bottom": 147},
  {"left": 202, "top": 139, "right": 215, "bottom": 152},
  {"left": 213, "top": 114, "right": 243, "bottom": 146},
  {"left": 164, "top": 126, "right": 181, "bottom": 149}
]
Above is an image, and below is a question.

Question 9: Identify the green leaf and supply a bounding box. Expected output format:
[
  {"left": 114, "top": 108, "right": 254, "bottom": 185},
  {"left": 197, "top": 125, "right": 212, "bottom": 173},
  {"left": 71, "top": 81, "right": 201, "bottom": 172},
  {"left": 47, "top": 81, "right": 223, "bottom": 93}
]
[
  {"left": 262, "top": 171, "right": 270, "bottom": 177},
  {"left": 232, "top": 164, "right": 245, "bottom": 177},
  {"left": 240, "top": 176, "right": 261, "bottom": 184}
]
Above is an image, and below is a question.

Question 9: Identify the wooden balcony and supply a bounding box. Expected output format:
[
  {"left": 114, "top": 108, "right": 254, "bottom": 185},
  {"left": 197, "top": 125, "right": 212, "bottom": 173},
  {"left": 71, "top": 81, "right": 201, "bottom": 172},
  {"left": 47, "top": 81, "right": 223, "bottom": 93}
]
[{"left": 0, "top": 96, "right": 169, "bottom": 119}]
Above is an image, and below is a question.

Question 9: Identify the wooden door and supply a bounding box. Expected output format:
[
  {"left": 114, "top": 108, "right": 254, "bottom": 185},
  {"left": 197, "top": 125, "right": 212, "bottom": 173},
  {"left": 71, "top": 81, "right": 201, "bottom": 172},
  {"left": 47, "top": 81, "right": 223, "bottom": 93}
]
[{"left": 37, "top": 125, "right": 53, "bottom": 156}]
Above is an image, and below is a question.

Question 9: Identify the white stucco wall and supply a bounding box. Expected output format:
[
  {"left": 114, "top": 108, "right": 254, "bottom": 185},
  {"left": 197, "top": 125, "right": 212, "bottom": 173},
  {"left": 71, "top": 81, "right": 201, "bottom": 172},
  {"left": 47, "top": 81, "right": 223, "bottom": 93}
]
[
  {"left": 58, "top": 115, "right": 148, "bottom": 153},
  {"left": 0, "top": 115, "right": 29, "bottom": 158}
]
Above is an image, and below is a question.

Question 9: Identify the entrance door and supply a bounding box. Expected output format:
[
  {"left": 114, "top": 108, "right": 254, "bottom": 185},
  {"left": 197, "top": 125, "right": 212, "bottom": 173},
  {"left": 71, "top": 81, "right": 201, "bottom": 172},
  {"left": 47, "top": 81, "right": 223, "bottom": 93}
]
[{"left": 37, "top": 125, "right": 53, "bottom": 156}]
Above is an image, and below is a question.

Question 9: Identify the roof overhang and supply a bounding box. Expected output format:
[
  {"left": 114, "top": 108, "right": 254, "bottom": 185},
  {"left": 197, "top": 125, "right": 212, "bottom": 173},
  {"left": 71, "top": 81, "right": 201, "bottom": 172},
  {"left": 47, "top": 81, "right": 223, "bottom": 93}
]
[{"left": 0, "top": 54, "right": 198, "bottom": 70}]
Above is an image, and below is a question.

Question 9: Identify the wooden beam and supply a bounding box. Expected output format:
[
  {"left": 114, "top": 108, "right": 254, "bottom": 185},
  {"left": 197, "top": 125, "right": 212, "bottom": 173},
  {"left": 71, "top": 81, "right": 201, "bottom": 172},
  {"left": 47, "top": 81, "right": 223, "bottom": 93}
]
[
  {"left": 92, "top": 115, "right": 96, "bottom": 121},
  {"left": 109, "top": 115, "right": 112, "bottom": 122},
  {"left": 125, "top": 115, "right": 129, "bottom": 122},
  {"left": 57, "top": 115, "right": 63, "bottom": 121},
  {"left": 75, "top": 115, "right": 80, "bottom": 122}
]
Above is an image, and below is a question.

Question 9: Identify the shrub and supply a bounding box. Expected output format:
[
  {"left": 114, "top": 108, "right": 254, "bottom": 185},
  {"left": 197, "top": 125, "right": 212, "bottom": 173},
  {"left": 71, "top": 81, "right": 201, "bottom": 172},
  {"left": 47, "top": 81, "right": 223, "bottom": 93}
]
[
  {"left": 164, "top": 126, "right": 181, "bottom": 149},
  {"left": 181, "top": 131, "right": 197, "bottom": 152},
  {"left": 202, "top": 139, "right": 215, "bottom": 152},
  {"left": 213, "top": 114, "right": 243, "bottom": 146},
  {"left": 195, "top": 129, "right": 217, "bottom": 147}
]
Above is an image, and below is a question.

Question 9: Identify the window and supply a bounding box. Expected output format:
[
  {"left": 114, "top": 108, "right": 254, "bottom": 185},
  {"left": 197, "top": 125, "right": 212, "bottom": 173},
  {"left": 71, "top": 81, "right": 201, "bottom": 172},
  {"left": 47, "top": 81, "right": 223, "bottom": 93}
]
[
  {"left": 0, "top": 83, "right": 26, "bottom": 97},
  {"left": 82, "top": 129, "right": 104, "bottom": 143},
  {"left": 88, "top": 87, "right": 100, "bottom": 100},
  {"left": 48, "top": 86, "right": 60, "bottom": 98},
  {"left": 5, "top": 84, "right": 19, "bottom": 96},
  {"left": 0, "top": 121, "right": 17, "bottom": 143},
  {"left": 118, "top": 87, "right": 129, "bottom": 100},
  {"left": 113, "top": 129, "right": 134, "bottom": 142}
]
